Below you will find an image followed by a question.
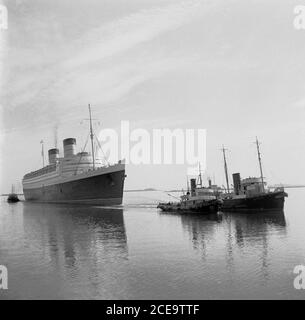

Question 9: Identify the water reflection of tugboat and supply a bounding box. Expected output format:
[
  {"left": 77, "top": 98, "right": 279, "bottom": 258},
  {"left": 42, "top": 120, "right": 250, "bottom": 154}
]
[
  {"left": 157, "top": 166, "right": 222, "bottom": 214},
  {"left": 220, "top": 138, "right": 288, "bottom": 212}
]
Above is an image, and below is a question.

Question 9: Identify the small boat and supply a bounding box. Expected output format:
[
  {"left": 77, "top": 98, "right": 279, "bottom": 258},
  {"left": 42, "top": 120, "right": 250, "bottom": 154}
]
[
  {"left": 7, "top": 185, "right": 20, "bottom": 203},
  {"left": 158, "top": 167, "right": 222, "bottom": 214},
  {"left": 220, "top": 138, "right": 288, "bottom": 212}
]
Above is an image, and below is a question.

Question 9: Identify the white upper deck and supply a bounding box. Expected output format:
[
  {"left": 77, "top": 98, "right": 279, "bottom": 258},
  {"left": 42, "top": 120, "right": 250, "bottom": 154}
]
[{"left": 22, "top": 137, "right": 124, "bottom": 189}]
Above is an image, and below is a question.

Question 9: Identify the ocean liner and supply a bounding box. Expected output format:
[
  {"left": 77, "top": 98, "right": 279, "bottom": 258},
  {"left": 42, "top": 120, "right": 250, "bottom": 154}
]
[
  {"left": 22, "top": 105, "right": 126, "bottom": 205},
  {"left": 220, "top": 138, "right": 287, "bottom": 212}
]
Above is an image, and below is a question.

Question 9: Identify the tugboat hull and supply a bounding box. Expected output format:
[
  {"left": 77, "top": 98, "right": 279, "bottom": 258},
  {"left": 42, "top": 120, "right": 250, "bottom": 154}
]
[
  {"left": 157, "top": 199, "right": 221, "bottom": 214},
  {"left": 221, "top": 190, "right": 287, "bottom": 212},
  {"left": 7, "top": 194, "right": 20, "bottom": 203}
]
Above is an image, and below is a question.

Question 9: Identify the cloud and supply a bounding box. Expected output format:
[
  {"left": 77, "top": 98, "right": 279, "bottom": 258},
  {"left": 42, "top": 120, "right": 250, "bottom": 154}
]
[
  {"left": 293, "top": 97, "right": 305, "bottom": 109},
  {"left": 2, "top": 0, "right": 208, "bottom": 133},
  {"left": 64, "top": 0, "right": 203, "bottom": 69}
]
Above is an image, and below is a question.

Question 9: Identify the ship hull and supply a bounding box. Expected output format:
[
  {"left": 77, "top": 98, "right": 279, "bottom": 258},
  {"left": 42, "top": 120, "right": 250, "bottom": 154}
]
[
  {"left": 157, "top": 199, "right": 221, "bottom": 214},
  {"left": 221, "top": 191, "right": 287, "bottom": 212},
  {"left": 7, "top": 194, "right": 20, "bottom": 203},
  {"left": 23, "top": 169, "right": 125, "bottom": 205}
]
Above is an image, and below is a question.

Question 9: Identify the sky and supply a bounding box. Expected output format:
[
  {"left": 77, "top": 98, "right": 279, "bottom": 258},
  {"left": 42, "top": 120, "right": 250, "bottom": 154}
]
[{"left": 0, "top": 0, "right": 305, "bottom": 192}]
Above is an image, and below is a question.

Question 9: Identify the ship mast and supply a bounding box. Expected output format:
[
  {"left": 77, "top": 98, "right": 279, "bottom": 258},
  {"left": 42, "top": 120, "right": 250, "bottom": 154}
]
[
  {"left": 222, "top": 145, "right": 230, "bottom": 193},
  {"left": 197, "top": 162, "right": 203, "bottom": 187},
  {"left": 255, "top": 136, "right": 265, "bottom": 191},
  {"left": 186, "top": 176, "right": 190, "bottom": 193},
  {"left": 88, "top": 104, "right": 95, "bottom": 170},
  {"left": 40, "top": 140, "right": 45, "bottom": 167},
  {"left": 54, "top": 125, "right": 58, "bottom": 148}
]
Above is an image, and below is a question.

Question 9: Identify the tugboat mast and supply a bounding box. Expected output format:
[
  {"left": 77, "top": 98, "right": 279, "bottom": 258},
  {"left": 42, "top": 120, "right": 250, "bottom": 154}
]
[
  {"left": 88, "top": 104, "right": 95, "bottom": 170},
  {"left": 197, "top": 162, "right": 203, "bottom": 187},
  {"left": 186, "top": 176, "right": 190, "bottom": 193},
  {"left": 255, "top": 136, "right": 265, "bottom": 192},
  {"left": 222, "top": 145, "right": 230, "bottom": 193}
]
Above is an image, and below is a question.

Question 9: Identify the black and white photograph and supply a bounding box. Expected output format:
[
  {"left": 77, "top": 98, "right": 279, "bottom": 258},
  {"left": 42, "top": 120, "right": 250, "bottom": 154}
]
[{"left": 0, "top": 0, "right": 305, "bottom": 307}]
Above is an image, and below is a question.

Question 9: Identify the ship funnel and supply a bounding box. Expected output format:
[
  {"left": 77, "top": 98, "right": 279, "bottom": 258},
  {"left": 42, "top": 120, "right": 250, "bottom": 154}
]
[
  {"left": 48, "top": 148, "right": 59, "bottom": 164},
  {"left": 63, "top": 138, "right": 76, "bottom": 158},
  {"left": 232, "top": 173, "right": 241, "bottom": 195},
  {"left": 190, "top": 178, "right": 196, "bottom": 196}
]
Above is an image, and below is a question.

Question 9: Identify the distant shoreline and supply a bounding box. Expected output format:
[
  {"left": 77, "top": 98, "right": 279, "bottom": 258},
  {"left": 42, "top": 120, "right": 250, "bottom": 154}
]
[
  {"left": 124, "top": 185, "right": 305, "bottom": 193},
  {"left": 1, "top": 185, "right": 305, "bottom": 196},
  {"left": 124, "top": 188, "right": 158, "bottom": 192}
]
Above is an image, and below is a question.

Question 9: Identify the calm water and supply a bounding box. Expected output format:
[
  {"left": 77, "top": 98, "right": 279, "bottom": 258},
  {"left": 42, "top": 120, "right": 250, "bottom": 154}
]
[{"left": 1, "top": 189, "right": 305, "bottom": 300}]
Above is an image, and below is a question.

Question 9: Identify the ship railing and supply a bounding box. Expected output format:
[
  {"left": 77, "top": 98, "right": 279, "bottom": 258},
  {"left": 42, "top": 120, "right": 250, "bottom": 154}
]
[{"left": 24, "top": 164, "right": 57, "bottom": 179}]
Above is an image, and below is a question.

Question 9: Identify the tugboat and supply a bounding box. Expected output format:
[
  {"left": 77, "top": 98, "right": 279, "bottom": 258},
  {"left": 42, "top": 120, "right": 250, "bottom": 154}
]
[
  {"left": 157, "top": 166, "right": 222, "bottom": 213},
  {"left": 7, "top": 185, "right": 20, "bottom": 203},
  {"left": 220, "top": 138, "right": 288, "bottom": 212}
]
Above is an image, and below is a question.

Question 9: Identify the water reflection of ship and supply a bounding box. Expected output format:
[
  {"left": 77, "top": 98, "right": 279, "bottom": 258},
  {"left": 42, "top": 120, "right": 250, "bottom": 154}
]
[
  {"left": 160, "top": 212, "right": 222, "bottom": 259},
  {"left": 167, "top": 209, "right": 287, "bottom": 281},
  {"left": 224, "top": 211, "right": 286, "bottom": 246},
  {"left": 223, "top": 211, "right": 287, "bottom": 280},
  {"left": 22, "top": 203, "right": 128, "bottom": 270}
]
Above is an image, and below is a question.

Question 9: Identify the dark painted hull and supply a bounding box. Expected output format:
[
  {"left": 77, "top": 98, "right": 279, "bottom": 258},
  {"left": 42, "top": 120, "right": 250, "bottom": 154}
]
[
  {"left": 157, "top": 199, "right": 221, "bottom": 214},
  {"left": 23, "top": 169, "right": 125, "bottom": 205},
  {"left": 221, "top": 191, "right": 287, "bottom": 212},
  {"left": 7, "top": 194, "right": 20, "bottom": 203}
]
